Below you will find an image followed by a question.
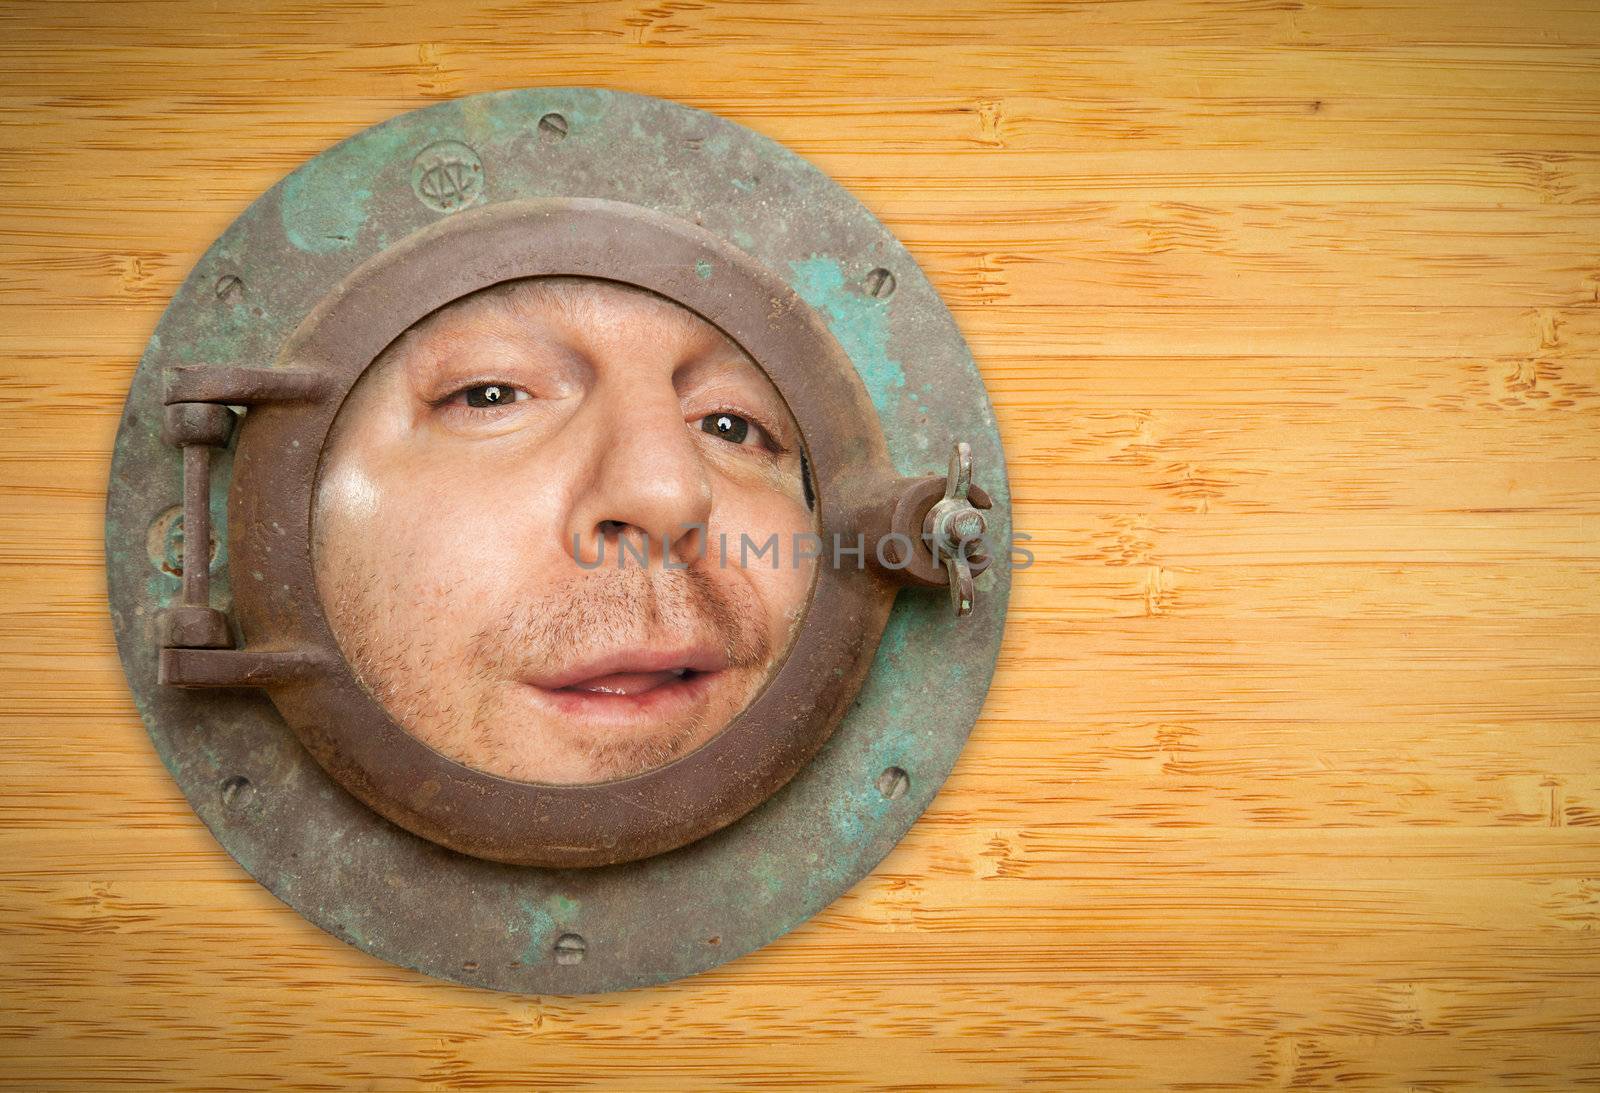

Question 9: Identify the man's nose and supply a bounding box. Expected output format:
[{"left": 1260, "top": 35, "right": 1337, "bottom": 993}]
[{"left": 563, "top": 385, "right": 713, "bottom": 566}]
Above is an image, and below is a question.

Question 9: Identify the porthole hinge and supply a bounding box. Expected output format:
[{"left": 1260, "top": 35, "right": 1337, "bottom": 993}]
[{"left": 157, "top": 365, "right": 332, "bottom": 687}]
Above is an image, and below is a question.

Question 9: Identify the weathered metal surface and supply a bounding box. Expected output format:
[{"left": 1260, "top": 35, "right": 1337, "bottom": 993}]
[{"left": 106, "top": 88, "right": 1010, "bottom": 993}]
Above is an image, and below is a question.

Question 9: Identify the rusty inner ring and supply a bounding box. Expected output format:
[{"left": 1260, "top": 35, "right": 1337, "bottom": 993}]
[{"left": 227, "top": 198, "right": 902, "bottom": 868}]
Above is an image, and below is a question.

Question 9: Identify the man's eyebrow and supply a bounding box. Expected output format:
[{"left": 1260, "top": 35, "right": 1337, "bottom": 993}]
[
  {"left": 403, "top": 314, "right": 591, "bottom": 382},
  {"left": 672, "top": 330, "right": 768, "bottom": 381},
  {"left": 674, "top": 353, "right": 792, "bottom": 421}
]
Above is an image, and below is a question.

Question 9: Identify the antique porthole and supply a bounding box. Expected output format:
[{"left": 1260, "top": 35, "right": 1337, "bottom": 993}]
[{"left": 106, "top": 88, "right": 1011, "bottom": 993}]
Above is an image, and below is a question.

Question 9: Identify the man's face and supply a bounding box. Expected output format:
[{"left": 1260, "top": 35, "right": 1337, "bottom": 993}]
[{"left": 311, "top": 277, "right": 815, "bottom": 784}]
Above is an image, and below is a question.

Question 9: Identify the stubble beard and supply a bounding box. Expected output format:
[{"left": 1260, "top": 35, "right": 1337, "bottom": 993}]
[{"left": 320, "top": 546, "right": 779, "bottom": 784}]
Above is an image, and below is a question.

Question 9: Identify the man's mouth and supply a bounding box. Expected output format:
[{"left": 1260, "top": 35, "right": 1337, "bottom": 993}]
[
  {"left": 515, "top": 646, "right": 732, "bottom": 726},
  {"left": 558, "top": 666, "right": 696, "bottom": 697},
  {"left": 531, "top": 646, "right": 728, "bottom": 692}
]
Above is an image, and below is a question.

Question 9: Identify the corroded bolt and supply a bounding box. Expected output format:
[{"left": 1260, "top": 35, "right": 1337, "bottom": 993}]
[
  {"left": 864, "top": 267, "right": 896, "bottom": 299},
  {"left": 220, "top": 775, "right": 256, "bottom": 813},
  {"left": 929, "top": 499, "right": 987, "bottom": 558},
  {"left": 948, "top": 508, "right": 987, "bottom": 546},
  {"left": 539, "top": 113, "right": 569, "bottom": 139},
  {"left": 214, "top": 274, "right": 244, "bottom": 303},
  {"left": 876, "top": 766, "right": 910, "bottom": 800},
  {"left": 553, "top": 933, "right": 586, "bottom": 965}
]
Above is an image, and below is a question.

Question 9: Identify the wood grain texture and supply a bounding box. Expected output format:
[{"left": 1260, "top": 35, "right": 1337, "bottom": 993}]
[{"left": 2, "top": 1, "right": 1598, "bottom": 1088}]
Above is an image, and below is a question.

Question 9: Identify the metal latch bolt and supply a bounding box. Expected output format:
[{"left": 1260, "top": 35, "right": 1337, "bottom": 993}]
[{"left": 922, "top": 442, "right": 989, "bottom": 617}]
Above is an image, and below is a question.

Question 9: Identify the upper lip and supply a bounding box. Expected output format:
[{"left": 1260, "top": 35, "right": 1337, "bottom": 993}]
[{"left": 523, "top": 645, "right": 729, "bottom": 691}]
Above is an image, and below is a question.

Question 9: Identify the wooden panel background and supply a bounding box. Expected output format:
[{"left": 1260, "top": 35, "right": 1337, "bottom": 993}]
[{"left": 2, "top": 1, "right": 1598, "bottom": 1088}]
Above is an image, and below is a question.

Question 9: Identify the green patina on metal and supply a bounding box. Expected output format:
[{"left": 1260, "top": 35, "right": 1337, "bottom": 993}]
[
  {"left": 788, "top": 256, "right": 910, "bottom": 430},
  {"left": 517, "top": 892, "right": 580, "bottom": 964},
  {"left": 520, "top": 907, "right": 556, "bottom": 964},
  {"left": 105, "top": 88, "right": 1009, "bottom": 995},
  {"left": 282, "top": 167, "right": 374, "bottom": 254}
]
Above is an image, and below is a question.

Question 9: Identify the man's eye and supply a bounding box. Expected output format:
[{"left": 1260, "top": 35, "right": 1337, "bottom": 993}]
[
  {"left": 700, "top": 412, "right": 752, "bottom": 445},
  {"left": 453, "top": 383, "right": 527, "bottom": 408}
]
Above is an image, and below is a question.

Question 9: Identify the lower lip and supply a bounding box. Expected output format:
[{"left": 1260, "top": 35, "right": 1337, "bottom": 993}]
[{"left": 516, "top": 670, "right": 719, "bottom": 728}]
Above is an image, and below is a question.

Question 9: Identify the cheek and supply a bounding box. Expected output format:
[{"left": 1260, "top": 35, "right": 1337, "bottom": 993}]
[
  {"left": 312, "top": 441, "right": 558, "bottom": 655},
  {"left": 708, "top": 485, "right": 818, "bottom": 643},
  {"left": 743, "top": 551, "right": 815, "bottom": 653}
]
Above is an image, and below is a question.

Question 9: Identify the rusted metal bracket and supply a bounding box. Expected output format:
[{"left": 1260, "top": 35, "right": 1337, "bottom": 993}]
[
  {"left": 157, "top": 399, "right": 236, "bottom": 653},
  {"left": 164, "top": 364, "right": 332, "bottom": 406},
  {"left": 157, "top": 365, "right": 333, "bottom": 688},
  {"left": 159, "top": 646, "right": 335, "bottom": 688}
]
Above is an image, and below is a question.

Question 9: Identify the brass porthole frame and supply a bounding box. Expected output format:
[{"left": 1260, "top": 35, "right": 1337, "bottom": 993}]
[
  {"left": 106, "top": 88, "right": 1011, "bottom": 992},
  {"left": 170, "top": 197, "right": 917, "bottom": 867}
]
